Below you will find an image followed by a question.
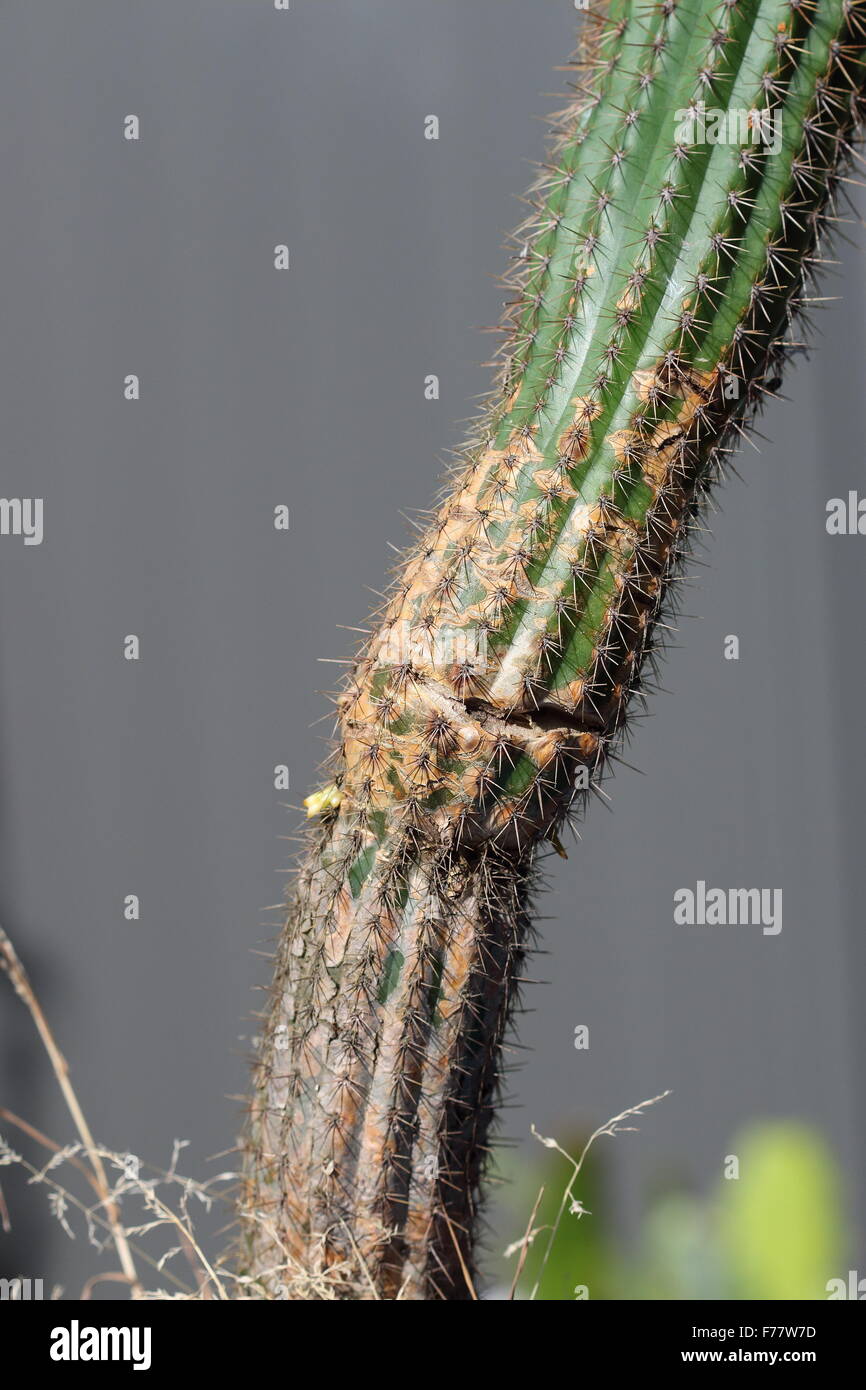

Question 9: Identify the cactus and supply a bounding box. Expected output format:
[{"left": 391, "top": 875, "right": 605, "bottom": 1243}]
[{"left": 241, "top": 0, "right": 866, "bottom": 1299}]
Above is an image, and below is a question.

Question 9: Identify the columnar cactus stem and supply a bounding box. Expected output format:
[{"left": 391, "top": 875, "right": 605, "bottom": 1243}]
[{"left": 242, "top": 0, "right": 866, "bottom": 1299}]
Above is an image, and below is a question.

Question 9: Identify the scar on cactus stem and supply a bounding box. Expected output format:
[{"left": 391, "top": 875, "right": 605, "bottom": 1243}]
[{"left": 241, "top": 0, "right": 866, "bottom": 1299}]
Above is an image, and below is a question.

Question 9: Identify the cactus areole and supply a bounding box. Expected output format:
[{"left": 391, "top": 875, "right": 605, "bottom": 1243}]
[{"left": 242, "top": 0, "right": 866, "bottom": 1299}]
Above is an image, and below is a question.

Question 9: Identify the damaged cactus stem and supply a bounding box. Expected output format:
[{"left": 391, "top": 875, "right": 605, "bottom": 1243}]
[{"left": 242, "top": 0, "right": 866, "bottom": 1299}]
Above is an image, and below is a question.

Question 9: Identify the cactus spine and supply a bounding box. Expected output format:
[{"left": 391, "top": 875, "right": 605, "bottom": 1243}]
[{"left": 242, "top": 0, "right": 866, "bottom": 1299}]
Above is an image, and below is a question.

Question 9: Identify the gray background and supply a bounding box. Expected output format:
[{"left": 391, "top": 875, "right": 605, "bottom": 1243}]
[{"left": 0, "top": 0, "right": 863, "bottom": 1297}]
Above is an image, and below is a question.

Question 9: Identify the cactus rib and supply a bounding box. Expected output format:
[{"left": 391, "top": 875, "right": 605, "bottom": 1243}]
[{"left": 242, "top": 0, "right": 866, "bottom": 1300}]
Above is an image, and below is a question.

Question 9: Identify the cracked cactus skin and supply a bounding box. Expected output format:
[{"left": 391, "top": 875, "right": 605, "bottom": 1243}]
[{"left": 242, "top": 0, "right": 866, "bottom": 1299}]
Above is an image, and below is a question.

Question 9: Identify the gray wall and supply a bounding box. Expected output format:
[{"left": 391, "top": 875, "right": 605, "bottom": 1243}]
[{"left": 0, "top": 0, "right": 863, "bottom": 1296}]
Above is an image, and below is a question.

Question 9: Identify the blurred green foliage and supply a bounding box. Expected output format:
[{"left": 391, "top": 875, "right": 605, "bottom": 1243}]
[{"left": 495, "top": 1121, "right": 847, "bottom": 1301}]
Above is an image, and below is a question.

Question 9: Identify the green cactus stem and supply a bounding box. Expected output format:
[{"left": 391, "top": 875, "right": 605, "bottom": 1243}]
[{"left": 241, "top": 0, "right": 866, "bottom": 1299}]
